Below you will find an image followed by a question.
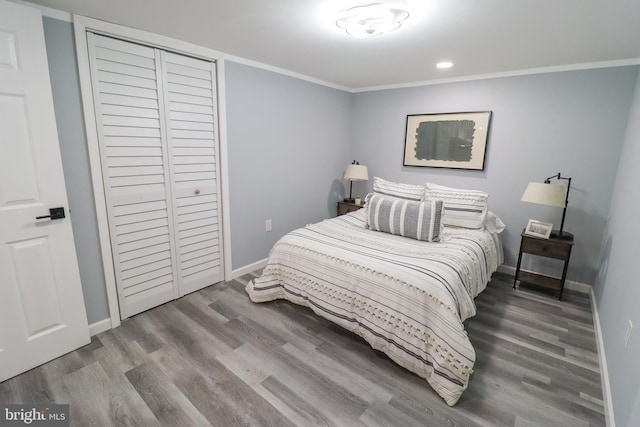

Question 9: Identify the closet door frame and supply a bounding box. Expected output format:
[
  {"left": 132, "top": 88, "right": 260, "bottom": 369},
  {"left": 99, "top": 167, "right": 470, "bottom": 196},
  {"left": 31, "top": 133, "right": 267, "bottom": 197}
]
[{"left": 74, "top": 15, "right": 231, "bottom": 327}]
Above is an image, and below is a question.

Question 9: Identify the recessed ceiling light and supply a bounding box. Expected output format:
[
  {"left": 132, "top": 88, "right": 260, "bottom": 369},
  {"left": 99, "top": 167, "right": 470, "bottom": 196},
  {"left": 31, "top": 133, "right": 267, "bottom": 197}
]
[
  {"left": 336, "top": 3, "right": 410, "bottom": 38},
  {"left": 436, "top": 61, "right": 453, "bottom": 69}
]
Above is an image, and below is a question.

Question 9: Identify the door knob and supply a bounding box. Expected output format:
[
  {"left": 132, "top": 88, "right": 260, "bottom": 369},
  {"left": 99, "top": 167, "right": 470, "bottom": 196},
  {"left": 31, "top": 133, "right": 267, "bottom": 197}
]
[{"left": 36, "top": 207, "right": 66, "bottom": 220}]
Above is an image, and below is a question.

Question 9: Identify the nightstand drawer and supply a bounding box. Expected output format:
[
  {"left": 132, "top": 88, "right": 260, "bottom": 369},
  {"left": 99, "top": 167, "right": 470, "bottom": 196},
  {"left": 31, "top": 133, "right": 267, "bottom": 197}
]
[{"left": 521, "top": 236, "right": 571, "bottom": 260}]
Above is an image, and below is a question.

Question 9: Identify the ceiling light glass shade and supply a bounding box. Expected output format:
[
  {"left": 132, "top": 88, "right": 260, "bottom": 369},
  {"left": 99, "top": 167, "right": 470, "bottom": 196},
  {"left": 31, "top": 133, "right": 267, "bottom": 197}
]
[
  {"left": 344, "top": 164, "right": 369, "bottom": 181},
  {"left": 336, "top": 3, "right": 409, "bottom": 38},
  {"left": 520, "top": 182, "right": 566, "bottom": 208}
]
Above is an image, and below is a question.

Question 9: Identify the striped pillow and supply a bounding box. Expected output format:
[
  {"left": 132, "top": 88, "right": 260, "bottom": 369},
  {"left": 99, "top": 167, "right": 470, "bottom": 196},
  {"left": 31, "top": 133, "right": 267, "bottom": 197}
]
[
  {"left": 423, "top": 183, "right": 488, "bottom": 229},
  {"left": 372, "top": 176, "right": 424, "bottom": 201},
  {"left": 366, "top": 193, "right": 444, "bottom": 242}
]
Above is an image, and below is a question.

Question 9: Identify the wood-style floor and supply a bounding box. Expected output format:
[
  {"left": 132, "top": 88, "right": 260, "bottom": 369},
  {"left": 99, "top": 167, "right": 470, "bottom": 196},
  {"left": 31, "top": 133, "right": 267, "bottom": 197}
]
[{"left": 0, "top": 271, "right": 606, "bottom": 426}]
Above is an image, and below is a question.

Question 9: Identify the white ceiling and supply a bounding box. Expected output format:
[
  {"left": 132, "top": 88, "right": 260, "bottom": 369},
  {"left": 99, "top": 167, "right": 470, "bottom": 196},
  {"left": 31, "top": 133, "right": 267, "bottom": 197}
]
[{"left": 26, "top": 0, "right": 640, "bottom": 90}]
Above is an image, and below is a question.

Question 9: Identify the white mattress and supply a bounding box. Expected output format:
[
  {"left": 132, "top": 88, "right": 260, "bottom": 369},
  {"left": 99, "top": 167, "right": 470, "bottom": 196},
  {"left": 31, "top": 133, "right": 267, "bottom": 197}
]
[{"left": 246, "top": 209, "right": 503, "bottom": 406}]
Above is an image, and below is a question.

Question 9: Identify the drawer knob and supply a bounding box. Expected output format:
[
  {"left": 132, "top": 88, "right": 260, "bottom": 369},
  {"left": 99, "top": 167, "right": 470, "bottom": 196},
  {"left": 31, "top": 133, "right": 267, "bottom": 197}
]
[{"left": 194, "top": 189, "right": 201, "bottom": 195}]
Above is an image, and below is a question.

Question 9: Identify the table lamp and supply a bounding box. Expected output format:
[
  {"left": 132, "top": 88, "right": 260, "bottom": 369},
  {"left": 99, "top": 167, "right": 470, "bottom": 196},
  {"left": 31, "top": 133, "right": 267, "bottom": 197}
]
[
  {"left": 343, "top": 160, "right": 368, "bottom": 203},
  {"left": 521, "top": 173, "right": 573, "bottom": 240}
]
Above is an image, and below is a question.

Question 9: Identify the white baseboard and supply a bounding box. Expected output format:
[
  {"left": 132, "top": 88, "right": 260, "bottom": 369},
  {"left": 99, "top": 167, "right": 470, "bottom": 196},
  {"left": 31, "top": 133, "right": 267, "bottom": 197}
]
[
  {"left": 591, "top": 288, "right": 616, "bottom": 427},
  {"left": 229, "top": 258, "right": 268, "bottom": 280},
  {"left": 496, "top": 265, "right": 592, "bottom": 294},
  {"left": 88, "top": 318, "right": 112, "bottom": 336}
]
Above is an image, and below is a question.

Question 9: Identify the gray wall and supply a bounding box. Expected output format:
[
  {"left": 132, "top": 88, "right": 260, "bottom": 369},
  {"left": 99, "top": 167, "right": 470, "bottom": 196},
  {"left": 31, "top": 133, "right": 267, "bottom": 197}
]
[
  {"left": 595, "top": 68, "right": 640, "bottom": 427},
  {"left": 351, "top": 67, "right": 639, "bottom": 284},
  {"left": 225, "top": 61, "right": 352, "bottom": 270},
  {"left": 43, "top": 17, "right": 109, "bottom": 324}
]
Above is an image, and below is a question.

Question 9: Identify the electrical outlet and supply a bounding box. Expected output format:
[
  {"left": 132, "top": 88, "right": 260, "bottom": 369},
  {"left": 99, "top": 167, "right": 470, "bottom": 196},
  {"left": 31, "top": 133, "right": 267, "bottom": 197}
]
[
  {"left": 265, "top": 219, "right": 272, "bottom": 232},
  {"left": 624, "top": 320, "right": 633, "bottom": 348}
]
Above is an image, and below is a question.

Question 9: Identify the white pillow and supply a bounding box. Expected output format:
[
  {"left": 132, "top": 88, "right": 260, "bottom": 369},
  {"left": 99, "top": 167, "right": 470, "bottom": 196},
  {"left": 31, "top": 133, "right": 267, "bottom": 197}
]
[
  {"left": 372, "top": 176, "right": 424, "bottom": 201},
  {"left": 484, "top": 211, "right": 506, "bottom": 233},
  {"left": 423, "top": 183, "right": 488, "bottom": 229}
]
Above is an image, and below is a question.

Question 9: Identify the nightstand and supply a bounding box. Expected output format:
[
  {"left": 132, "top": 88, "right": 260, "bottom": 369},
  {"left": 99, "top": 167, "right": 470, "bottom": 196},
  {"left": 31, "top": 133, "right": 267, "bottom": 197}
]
[
  {"left": 513, "top": 230, "right": 574, "bottom": 300},
  {"left": 337, "top": 201, "right": 364, "bottom": 216}
]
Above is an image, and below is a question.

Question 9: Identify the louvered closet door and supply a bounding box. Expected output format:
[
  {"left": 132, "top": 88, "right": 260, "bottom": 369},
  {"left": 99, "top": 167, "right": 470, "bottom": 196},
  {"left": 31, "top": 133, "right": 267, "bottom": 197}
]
[
  {"left": 161, "top": 52, "right": 224, "bottom": 295},
  {"left": 87, "top": 34, "right": 178, "bottom": 318},
  {"left": 87, "top": 34, "right": 224, "bottom": 318}
]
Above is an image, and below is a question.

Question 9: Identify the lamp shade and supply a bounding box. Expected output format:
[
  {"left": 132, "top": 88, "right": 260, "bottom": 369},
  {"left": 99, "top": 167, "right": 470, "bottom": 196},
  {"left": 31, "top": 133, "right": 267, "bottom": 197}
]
[
  {"left": 344, "top": 164, "right": 369, "bottom": 181},
  {"left": 521, "top": 182, "right": 566, "bottom": 208}
]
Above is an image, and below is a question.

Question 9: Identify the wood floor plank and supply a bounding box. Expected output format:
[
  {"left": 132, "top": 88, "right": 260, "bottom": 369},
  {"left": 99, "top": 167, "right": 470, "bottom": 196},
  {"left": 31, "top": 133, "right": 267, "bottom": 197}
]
[
  {"left": 144, "top": 302, "right": 236, "bottom": 361},
  {"left": 0, "top": 271, "right": 606, "bottom": 426},
  {"left": 280, "top": 342, "right": 394, "bottom": 404},
  {"left": 216, "top": 343, "right": 271, "bottom": 387},
  {"left": 150, "top": 344, "right": 295, "bottom": 427},
  {"left": 114, "top": 315, "right": 165, "bottom": 354},
  {"left": 172, "top": 297, "right": 244, "bottom": 350},
  {"left": 124, "top": 361, "right": 211, "bottom": 426},
  {"left": 359, "top": 400, "right": 427, "bottom": 427},
  {"left": 387, "top": 394, "right": 483, "bottom": 427},
  {"left": 258, "top": 376, "right": 338, "bottom": 427},
  {"left": 62, "top": 358, "right": 159, "bottom": 426},
  {"left": 7, "top": 368, "right": 57, "bottom": 404},
  {"left": 97, "top": 328, "right": 149, "bottom": 372},
  {"left": 148, "top": 346, "right": 252, "bottom": 427}
]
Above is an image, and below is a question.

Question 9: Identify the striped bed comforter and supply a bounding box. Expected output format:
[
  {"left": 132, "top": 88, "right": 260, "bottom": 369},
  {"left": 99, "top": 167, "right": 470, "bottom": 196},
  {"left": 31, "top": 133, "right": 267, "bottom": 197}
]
[{"left": 245, "top": 209, "right": 503, "bottom": 406}]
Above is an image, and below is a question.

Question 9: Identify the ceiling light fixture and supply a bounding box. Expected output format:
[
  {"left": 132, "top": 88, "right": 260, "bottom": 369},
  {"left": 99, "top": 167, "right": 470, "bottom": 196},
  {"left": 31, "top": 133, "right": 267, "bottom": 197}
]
[
  {"left": 336, "top": 3, "right": 410, "bottom": 38},
  {"left": 436, "top": 61, "right": 453, "bottom": 69}
]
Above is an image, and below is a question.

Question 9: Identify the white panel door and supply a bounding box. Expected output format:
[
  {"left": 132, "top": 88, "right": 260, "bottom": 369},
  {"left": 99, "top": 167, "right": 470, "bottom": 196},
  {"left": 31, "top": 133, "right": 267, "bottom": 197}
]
[
  {"left": 0, "top": 0, "right": 90, "bottom": 382},
  {"left": 161, "top": 51, "right": 224, "bottom": 295},
  {"left": 87, "top": 33, "right": 178, "bottom": 318}
]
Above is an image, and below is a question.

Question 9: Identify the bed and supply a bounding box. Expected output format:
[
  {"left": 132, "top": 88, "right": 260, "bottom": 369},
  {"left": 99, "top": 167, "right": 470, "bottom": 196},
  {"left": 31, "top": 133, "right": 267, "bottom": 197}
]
[{"left": 245, "top": 179, "right": 504, "bottom": 406}]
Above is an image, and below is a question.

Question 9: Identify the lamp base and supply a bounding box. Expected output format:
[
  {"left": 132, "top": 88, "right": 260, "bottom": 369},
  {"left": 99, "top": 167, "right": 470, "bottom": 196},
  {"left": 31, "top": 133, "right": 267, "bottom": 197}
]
[
  {"left": 551, "top": 230, "right": 574, "bottom": 241},
  {"left": 344, "top": 198, "right": 355, "bottom": 203}
]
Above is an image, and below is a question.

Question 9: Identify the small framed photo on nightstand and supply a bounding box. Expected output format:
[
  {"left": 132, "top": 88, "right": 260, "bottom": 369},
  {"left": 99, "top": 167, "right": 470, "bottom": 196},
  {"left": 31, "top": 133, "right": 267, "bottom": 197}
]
[{"left": 524, "top": 219, "right": 553, "bottom": 239}]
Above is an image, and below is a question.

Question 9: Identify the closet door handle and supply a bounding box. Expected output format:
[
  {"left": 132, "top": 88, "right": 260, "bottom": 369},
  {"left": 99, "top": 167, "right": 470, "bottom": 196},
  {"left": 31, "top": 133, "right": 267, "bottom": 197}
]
[{"left": 36, "top": 207, "right": 66, "bottom": 220}]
